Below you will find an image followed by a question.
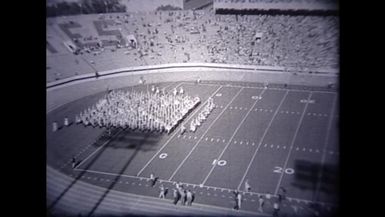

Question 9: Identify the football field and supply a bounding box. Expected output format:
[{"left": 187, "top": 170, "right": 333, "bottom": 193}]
[{"left": 47, "top": 81, "right": 339, "bottom": 216}]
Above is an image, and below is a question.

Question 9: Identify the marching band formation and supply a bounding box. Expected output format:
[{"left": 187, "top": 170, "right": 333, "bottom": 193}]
[
  {"left": 189, "top": 97, "right": 215, "bottom": 132},
  {"left": 75, "top": 87, "right": 200, "bottom": 134}
]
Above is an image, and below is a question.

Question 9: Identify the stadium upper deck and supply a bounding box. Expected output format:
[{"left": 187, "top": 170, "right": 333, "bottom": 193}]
[
  {"left": 214, "top": 0, "right": 338, "bottom": 11},
  {"left": 46, "top": 9, "right": 338, "bottom": 83}
]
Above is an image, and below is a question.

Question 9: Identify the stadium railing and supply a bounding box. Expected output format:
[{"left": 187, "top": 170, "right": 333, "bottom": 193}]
[{"left": 47, "top": 62, "right": 338, "bottom": 113}]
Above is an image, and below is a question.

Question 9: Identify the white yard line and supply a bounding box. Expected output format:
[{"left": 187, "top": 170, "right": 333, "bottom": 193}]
[
  {"left": 314, "top": 95, "right": 338, "bottom": 200},
  {"left": 201, "top": 88, "right": 267, "bottom": 185},
  {"left": 136, "top": 85, "right": 223, "bottom": 176},
  {"left": 168, "top": 87, "right": 244, "bottom": 181},
  {"left": 274, "top": 92, "right": 313, "bottom": 195},
  {"left": 237, "top": 90, "right": 289, "bottom": 190}
]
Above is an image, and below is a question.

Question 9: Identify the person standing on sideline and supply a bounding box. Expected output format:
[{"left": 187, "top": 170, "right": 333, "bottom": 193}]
[
  {"left": 186, "top": 190, "right": 193, "bottom": 206},
  {"left": 258, "top": 195, "right": 265, "bottom": 212},
  {"left": 172, "top": 188, "right": 180, "bottom": 205},
  {"left": 176, "top": 182, "right": 183, "bottom": 192},
  {"left": 245, "top": 179, "right": 251, "bottom": 192},
  {"left": 273, "top": 200, "right": 280, "bottom": 217},
  {"left": 180, "top": 189, "right": 186, "bottom": 205},
  {"left": 159, "top": 184, "right": 166, "bottom": 199},
  {"left": 278, "top": 186, "right": 286, "bottom": 202},
  {"left": 233, "top": 190, "right": 241, "bottom": 210},
  {"left": 237, "top": 191, "right": 242, "bottom": 209},
  {"left": 149, "top": 173, "right": 158, "bottom": 187}
]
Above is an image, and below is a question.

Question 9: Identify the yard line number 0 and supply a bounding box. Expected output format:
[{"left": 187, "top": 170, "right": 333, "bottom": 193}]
[{"left": 159, "top": 153, "right": 168, "bottom": 159}]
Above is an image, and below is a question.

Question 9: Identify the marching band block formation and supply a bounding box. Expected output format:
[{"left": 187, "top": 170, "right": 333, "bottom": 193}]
[
  {"left": 73, "top": 86, "right": 202, "bottom": 134},
  {"left": 53, "top": 85, "right": 217, "bottom": 135}
]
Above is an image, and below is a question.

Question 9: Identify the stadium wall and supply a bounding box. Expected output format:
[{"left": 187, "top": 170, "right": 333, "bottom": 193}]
[{"left": 47, "top": 63, "right": 338, "bottom": 113}]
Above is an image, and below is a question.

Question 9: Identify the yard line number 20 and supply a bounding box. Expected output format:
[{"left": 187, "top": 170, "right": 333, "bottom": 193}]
[{"left": 273, "top": 166, "right": 295, "bottom": 175}]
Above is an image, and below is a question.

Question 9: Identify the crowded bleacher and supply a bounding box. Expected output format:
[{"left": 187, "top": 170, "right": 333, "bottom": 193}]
[{"left": 46, "top": 3, "right": 338, "bottom": 82}]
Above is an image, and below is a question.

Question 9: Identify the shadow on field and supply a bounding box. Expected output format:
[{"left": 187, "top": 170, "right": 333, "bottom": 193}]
[
  {"left": 93, "top": 130, "right": 164, "bottom": 151},
  {"left": 85, "top": 130, "right": 153, "bottom": 217},
  {"left": 292, "top": 160, "right": 339, "bottom": 200},
  {"left": 48, "top": 128, "right": 158, "bottom": 217},
  {"left": 47, "top": 128, "right": 124, "bottom": 215}
]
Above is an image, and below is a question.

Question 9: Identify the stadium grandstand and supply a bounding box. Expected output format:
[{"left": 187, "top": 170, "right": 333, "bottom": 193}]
[
  {"left": 47, "top": 9, "right": 338, "bottom": 82},
  {"left": 47, "top": 0, "right": 339, "bottom": 216}
]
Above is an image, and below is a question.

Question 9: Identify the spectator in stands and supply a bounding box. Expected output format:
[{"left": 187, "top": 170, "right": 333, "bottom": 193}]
[{"left": 47, "top": 10, "right": 338, "bottom": 82}]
